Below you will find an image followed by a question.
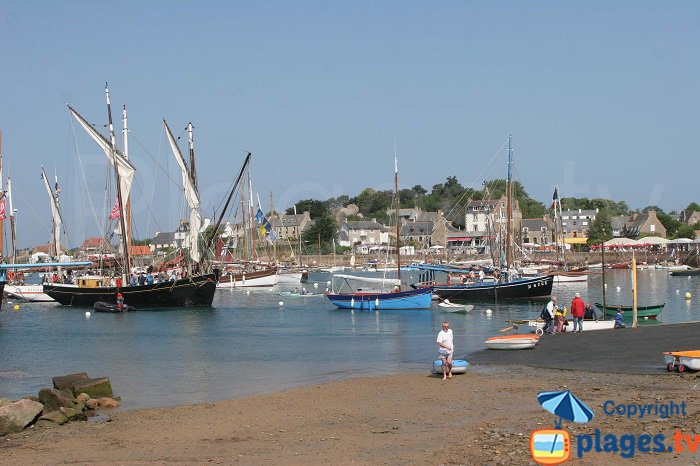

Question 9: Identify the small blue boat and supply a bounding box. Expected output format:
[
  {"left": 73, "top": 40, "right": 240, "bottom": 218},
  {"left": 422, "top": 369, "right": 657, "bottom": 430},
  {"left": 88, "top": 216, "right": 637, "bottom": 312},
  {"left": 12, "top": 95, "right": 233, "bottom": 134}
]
[
  {"left": 325, "top": 287, "right": 432, "bottom": 310},
  {"left": 432, "top": 359, "right": 469, "bottom": 374}
]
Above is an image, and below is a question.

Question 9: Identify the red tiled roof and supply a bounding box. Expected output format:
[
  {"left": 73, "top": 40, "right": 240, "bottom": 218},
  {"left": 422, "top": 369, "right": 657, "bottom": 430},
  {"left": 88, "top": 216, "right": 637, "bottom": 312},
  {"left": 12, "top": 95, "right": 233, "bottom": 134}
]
[{"left": 129, "top": 245, "right": 152, "bottom": 256}]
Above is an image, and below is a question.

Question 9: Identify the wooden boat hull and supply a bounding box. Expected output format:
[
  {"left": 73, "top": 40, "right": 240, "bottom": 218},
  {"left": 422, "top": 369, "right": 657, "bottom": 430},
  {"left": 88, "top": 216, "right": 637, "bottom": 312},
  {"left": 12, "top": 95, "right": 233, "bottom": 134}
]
[
  {"left": 216, "top": 267, "right": 278, "bottom": 288},
  {"left": 4, "top": 284, "right": 54, "bottom": 302},
  {"left": 43, "top": 274, "right": 217, "bottom": 307},
  {"left": 94, "top": 301, "right": 133, "bottom": 313},
  {"left": 432, "top": 359, "right": 469, "bottom": 374},
  {"left": 596, "top": 302, "right": 665, "bottom": 319},
  {"left": 485, "top": 334, "right": 538, "bottom": 350},
  {"left": 437, "top": 303, "right": 474, "bottom": 313},
  {"left": 429, "top": 275, "right": 553, "bottom": 302},
  {"left": 325, "top": 288, "right": 432, "bottom": 310}
]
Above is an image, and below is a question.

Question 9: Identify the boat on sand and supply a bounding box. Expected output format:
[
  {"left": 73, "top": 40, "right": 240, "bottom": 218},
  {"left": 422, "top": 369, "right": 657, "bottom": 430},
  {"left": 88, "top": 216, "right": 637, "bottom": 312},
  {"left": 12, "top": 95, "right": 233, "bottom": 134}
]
[{"left": 664, "top": 350, "right": 700, "bottom": 372}]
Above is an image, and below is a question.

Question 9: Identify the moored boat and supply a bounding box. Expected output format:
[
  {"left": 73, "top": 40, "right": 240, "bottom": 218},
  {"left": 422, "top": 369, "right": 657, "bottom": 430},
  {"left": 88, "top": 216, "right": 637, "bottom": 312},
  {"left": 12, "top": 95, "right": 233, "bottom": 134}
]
[
  {"left": 437, "top": 300, "right": 474, "bottom": 313},
  {"left": 485, "top": 334, "right": 539, "bottom": 350},
  {"left": 595, "top": 302, "right": 664, "bottom": 319},
  {"left": 669, "top": 268, "right": 700, "bottom": 276},
  {"left": 325, "top": 287, "right": 432, "bottom": 310},
  {"left": 4, "top": 284, "right": 54, "bottom": 302},
  {"left": 216, "top": 266, "right": 278, "bottom": 288},
  {"left": 428, "top": 275, "right": 554, "bottom": 302},
  {"left": 94, "top": 301, "right": 133, "bottom": 313}
]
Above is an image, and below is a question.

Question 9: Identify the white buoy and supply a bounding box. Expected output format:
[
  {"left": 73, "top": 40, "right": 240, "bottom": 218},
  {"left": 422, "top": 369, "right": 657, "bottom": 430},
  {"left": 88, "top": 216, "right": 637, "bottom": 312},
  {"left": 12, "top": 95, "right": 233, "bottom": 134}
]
[
  {"left": 85, "top": 311, "right": 91, "bottom": 317},
  {"left": 246, "top": 290, "right": 251, "bottom": 295},
  {"left": 278, "top": 301, "right": 284, "bottom": 307},
  {"left": 676, "top": 289, "right": 680, "bottom": 294},
  {"left": 326, "top": 280, "right": 331, "bottom": 286},
  {"left": 688, "top": 276, "right": 692, "bottom": 280},
  {"left": 686, "top": 292, "right": 692, "bottom": 300},
  {"left": 485, "top": 309, "right": 492, "bottom": 315},
  {"left": 7, "top": 301, "right": 12, "bottom": 304},
  {"left": 604, "top": 284, "right": 607, "bottom": 288},
  {"left": 616, "top": 286, "right": 621, "bottom": 292},
  {"left": 315, "top": 283, "right": 320, "bottom": 288}
]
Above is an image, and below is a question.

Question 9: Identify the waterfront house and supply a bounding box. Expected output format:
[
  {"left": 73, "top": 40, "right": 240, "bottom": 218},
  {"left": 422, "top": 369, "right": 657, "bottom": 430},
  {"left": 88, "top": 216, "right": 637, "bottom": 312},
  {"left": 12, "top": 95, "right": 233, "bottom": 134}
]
[
  {"left": 624, "top": 210, "right": 667, "bottom": 238},
  {"left": 681, "top": 210, "right": 700, "bottom": 226},
  {"left": 340, "top": 219, "right": 388, "bottom": 250},
  {"left": 80, "top": 237, "right": 111, "bottom": 255},
  {"left": 611, "top": 215, "right": 628, "bottom": 237},
  {"left": 464, "top": 196, "right": 522, "bottom": 250},
  {"left": 559, "top": 208, "right": 597, "bottom": 239},
  {"left": 521, "top": 216, "right": 555, "bottom": 246},
  {"left": 129, "top": 245, "right": 153, "bottom": 267},
  {"left": 271, "top": 211, "right": 312, "bottom": 240}
]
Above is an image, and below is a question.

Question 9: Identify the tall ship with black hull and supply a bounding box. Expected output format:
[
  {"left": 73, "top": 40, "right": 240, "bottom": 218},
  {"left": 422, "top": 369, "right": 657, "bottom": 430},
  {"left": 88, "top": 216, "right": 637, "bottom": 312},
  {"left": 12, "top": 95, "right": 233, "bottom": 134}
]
[
  {"left": 43, "top": 85, "right": 216, "bottom": 307},
  {"left": 413, "top": 135, "right": 554, "bottom": 302}
]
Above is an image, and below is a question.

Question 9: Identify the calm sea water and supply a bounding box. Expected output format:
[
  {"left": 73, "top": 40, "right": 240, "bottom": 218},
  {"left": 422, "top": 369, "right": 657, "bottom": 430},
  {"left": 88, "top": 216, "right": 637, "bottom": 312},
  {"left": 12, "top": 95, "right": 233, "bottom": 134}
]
[{"left": 1, "top": 268, "right": 698, "bottom": 410}]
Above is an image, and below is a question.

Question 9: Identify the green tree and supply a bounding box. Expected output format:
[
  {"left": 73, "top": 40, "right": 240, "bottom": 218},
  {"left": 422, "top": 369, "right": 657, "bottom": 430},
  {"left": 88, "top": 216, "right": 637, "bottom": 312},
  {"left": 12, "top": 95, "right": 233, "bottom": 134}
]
[
  {"left": 301, "top": 214, "right": 337, "bottom": 252},
  {"left": 286, "top": 199, "right": 329, "bottom": 218},
  {"left": 675, "top": 224, "right": 695, "bottom": 239},
  {"left": 587, "top": 210, "right": 613, "bottom": 245},
  {"left": 685, "top": 202, "right": 700, "bottom": 214}
]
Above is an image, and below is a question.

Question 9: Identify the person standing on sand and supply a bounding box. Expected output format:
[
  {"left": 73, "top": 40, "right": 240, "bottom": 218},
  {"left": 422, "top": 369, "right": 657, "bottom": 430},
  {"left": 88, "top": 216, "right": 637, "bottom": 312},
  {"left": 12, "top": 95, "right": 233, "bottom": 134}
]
[
  {"left": 436, "top": 321, "right": 454, "bottom": 380},
  {"left": 570, "top": 293, "right": 585, "bottom": 332},
  {"left": 543, "top": 296, "right": 557, "bottom": 334}
]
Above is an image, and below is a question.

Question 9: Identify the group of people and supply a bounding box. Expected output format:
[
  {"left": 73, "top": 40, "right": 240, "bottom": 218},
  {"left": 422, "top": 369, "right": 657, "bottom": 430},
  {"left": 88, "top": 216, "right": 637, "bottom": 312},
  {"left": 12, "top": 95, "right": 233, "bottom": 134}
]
[
  {"left": 42, "top": 271, "right": 74, "bottom": 285},
  {"left": 541, "top": 294, "right": 626, "bottom": 333}
]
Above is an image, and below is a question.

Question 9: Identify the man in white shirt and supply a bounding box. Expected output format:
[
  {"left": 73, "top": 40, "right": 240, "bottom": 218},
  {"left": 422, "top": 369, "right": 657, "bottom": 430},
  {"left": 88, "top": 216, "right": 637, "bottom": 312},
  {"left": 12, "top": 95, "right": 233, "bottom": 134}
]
[{"left": 436, "top": 321, "right": 454, "bottom": 380}]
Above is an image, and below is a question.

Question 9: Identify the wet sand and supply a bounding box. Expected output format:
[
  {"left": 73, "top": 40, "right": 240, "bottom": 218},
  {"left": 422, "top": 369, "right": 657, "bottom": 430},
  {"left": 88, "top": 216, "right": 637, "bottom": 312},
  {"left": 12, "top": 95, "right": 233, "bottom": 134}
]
[{"left": 2, "top": 366, "right": 699, "bottom": 465}]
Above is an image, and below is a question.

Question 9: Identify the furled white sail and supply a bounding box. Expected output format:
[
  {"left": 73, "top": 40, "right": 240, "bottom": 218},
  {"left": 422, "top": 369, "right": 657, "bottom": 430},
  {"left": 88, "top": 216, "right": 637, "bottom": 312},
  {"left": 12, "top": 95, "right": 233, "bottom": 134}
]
[
  {"left": 40, "top": 167, "right": 62, "bottom": 256},
  {"left": 67, "top": 105, "right": 135, "bottom": 206},
  {"left": 164, "top": 121, "right": 203, "bottom": 263}
]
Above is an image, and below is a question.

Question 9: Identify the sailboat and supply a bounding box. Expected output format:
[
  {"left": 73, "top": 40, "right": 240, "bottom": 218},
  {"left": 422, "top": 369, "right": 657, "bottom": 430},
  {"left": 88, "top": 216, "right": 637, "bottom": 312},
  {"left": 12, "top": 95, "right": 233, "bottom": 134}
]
[
  {"left": 43, "top": 85, "right": 217, "bottom": 307},
  {"left": 214, "top": 160, "right": 279, "bottom": 288},
  {"left": 417, "top": 135, "right": 554, "bottom": 302},
  {"left": 3, "top": 168, "right": 69, "bottom": 302},
  {"left": 325, "top": 156, "right": 432, "bottom": 310}
]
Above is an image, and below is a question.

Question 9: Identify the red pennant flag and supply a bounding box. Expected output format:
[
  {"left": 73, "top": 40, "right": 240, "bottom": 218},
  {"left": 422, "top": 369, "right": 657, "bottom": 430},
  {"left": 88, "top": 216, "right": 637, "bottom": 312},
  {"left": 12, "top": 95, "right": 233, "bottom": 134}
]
[
  {"left": 109, "top": 197, "right": 121, "bottom": 220},
  {"left": 0, "top": 199, "right": 6, "bottom": 221}
]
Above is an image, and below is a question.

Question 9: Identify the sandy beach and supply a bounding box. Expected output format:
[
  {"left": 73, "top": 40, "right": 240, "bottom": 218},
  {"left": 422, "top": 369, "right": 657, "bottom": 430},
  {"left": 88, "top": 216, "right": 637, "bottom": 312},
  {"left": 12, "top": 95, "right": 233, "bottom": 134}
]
[{"left": 2, "top": 365, "right": 699, "bottom": 465}]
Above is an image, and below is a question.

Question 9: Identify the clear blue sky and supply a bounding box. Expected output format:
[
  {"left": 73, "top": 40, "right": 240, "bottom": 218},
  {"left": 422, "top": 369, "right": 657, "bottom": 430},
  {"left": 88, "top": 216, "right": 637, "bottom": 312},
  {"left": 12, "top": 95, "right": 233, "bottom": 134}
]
[{"left": 1, "top": 1, "right": 698, "bottom": 249}]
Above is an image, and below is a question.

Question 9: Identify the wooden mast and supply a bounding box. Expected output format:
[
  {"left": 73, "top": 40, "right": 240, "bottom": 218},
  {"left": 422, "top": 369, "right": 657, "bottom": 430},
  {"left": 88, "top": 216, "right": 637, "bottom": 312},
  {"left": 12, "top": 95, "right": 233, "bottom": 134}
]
[
  {"left": 394, "top": 154, "right": 401, "bottom": 287},
  {"left": 122, "top": 105, "right": 132, "bottom": 256},
  {"left": 105, "top": 83, "right": 130, "bottom": 278},
  {"left": 505, "top": 134, "right": 513, "bottom": 279},
  {"left": 7, "top": 176, "right": 16, "bottom": 265}
]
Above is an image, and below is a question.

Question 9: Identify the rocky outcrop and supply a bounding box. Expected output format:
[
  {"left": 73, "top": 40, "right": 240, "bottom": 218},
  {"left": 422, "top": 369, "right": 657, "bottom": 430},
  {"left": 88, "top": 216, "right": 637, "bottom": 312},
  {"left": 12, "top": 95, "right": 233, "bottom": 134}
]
[
  {"left": 71, "top": 377, "right": 113, "bottom": 398},
  {"left": 0, "top": 399, "right": 44, "bottom": 436},
  {"left": 0, "top": 398, "right": 12, "bottom": 409},
  {"left": 38, "top": 410, "right": 68, "bottom": 425},
  {"left": 52, "top": 372, "right": 89, "bottom": 393},
  {"left": 38, "top": 388, "right": 80, "bottom": 413}
]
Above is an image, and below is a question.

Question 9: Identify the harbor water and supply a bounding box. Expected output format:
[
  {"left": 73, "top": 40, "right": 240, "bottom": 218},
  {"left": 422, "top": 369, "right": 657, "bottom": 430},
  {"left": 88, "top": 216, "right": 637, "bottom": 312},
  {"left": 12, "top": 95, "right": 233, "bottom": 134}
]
[{"left": 1, "top": 268, "right": 698, "bottom": 410}]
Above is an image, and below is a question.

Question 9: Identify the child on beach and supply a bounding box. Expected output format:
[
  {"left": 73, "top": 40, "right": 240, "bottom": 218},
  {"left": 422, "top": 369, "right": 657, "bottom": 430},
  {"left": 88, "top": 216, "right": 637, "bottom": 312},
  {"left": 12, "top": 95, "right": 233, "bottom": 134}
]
[{"left": 614, "top": 309, "right": 626, "bottom": 328}]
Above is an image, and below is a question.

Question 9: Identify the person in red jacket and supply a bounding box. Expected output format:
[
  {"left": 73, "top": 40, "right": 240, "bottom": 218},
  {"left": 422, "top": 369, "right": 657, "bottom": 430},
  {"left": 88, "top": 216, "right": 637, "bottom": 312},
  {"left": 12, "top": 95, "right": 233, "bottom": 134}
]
[{"left": 570, "top": 293, "right": 585, "bottom": 332}]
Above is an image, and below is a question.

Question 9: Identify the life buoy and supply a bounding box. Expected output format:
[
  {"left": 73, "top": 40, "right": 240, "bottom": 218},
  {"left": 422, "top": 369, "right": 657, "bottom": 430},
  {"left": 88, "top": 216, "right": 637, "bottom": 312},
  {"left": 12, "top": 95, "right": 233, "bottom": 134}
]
[{"left": 6, "top": 271, "right": 16, "bottom": 281}]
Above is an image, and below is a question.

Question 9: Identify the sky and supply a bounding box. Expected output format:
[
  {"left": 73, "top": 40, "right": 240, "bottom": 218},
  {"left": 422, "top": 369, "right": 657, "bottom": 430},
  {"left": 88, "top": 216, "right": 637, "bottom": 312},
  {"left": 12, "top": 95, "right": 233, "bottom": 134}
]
[{"left": 1, "top": 1, "right": 699, "bottom": 249}]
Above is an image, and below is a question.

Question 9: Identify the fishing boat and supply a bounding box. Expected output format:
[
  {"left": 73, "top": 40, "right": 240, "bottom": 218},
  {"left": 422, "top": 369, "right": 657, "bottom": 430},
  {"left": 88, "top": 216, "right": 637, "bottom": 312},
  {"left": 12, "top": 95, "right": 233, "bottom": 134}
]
[
  {"left": 432, "top": 359, "right": 469, "bottom": 374},
  {"left": 595, "top": 302, "right": 664, "bottom": 319},
  {"left": 413, "top": 136, "right": 554, "bottom": 302},
  {"left": 325, "top": 156, "right": 432, "bottom": 310},
  {"left": 485, "top": 334, "right": 539, "bottom": 350},
  {"left": 437, "top": 300, "right": 474, "bottom": 313},
  {"left": 1, "top": 262, "right": 92, "bottom": 310},
  {"left": 44, "top": 88, "right": 217, "bottom": 308},
  {"left": 664, "top": 350, "right": 700, "bottom": 372},
  {"left": 669, "top": 268, "right": 700, "bottom": 276}
]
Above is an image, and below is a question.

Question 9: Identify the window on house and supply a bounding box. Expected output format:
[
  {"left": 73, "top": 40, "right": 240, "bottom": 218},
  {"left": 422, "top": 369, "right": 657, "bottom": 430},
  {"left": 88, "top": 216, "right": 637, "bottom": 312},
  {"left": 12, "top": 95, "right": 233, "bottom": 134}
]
[{"left": 650, "top": 225, "right": 655, "bottom": 232}]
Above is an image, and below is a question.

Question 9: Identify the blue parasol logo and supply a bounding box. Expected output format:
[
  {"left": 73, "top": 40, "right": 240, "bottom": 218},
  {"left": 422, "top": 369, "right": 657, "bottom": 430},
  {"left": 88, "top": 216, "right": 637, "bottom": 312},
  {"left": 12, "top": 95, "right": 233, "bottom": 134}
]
[{"left": 537, "top": 390, "right": 594, "bottom": 428}]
